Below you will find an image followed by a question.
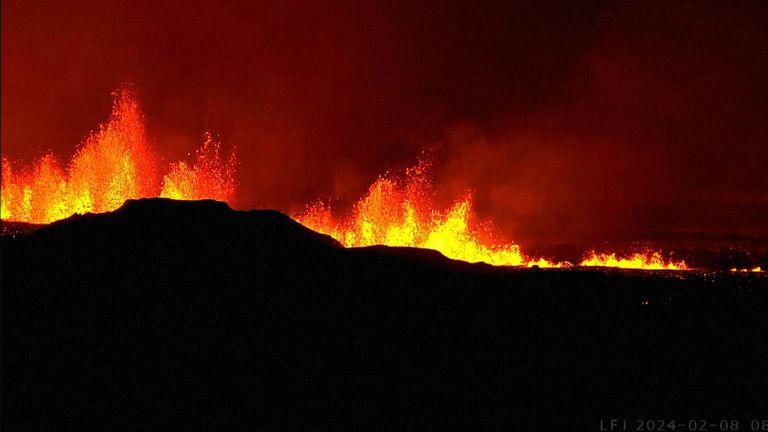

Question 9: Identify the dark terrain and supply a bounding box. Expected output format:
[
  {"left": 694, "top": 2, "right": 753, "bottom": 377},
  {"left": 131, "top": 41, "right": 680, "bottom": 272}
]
[{"left": 2, "top": 199, "right": 767, "bottom": 430}]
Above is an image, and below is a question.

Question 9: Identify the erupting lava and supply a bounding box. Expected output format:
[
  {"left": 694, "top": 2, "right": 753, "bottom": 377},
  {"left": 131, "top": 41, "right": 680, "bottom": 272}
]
[
  {"left": 580, "top": 251, "right": 687, "bottom": 270},
  {"left": 2, "top": 88, "right": 689, "bottom": 271},
  {"left": 730, "top": 267, "right": 763, "bottom": 273},
  {"left": 294, "top": 160, "right": 688, "bottom": 269},
  {"left": 160, "top": 132, "right": 236, "bottom": 203},
  {"left": 295, "top": 160, "right": 556, "bottom": 267},
  {"left": 1, "top": 89, "right": 236, "bottom": 224}
]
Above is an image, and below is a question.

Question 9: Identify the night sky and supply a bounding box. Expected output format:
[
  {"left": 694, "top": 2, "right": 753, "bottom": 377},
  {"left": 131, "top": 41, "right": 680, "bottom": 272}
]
[{"left": 2, "top": 0, "right": 767, "bottom": 247}]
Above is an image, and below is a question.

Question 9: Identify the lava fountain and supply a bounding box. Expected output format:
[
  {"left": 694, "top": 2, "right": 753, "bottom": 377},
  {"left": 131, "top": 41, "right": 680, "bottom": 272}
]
[
  {"left": 1, "top": 88, "right": 236, "bottom": 224},
  {"left": 295, "top": 159, "right": 557, "bottom": 267},
  {"left": 580, "top": 251, "right": 687, "bottom": 270},
  {"left": 2, "top": 88, "right": 688, "bottom": 270},
  {"left": 293, "top": 160, "right": 689, "bottom": 269}
]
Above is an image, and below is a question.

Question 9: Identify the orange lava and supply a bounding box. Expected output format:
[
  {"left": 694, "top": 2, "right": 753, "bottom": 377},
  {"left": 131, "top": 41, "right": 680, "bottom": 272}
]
[
  {"left": 3, "top": 88, "right": 689, "bottom": 271},
  {"left": 1, "top": 89, "right": 235, "bottom": 224},
  {"left": 295, "top": 160, "right": 558, "bottom": 267},
  {"left": 295, "top": 160, "right": 689, "bottom": 270},
  {"left": 160, "top": 132, "right": 236, "bottom": 202},
  {"left": 580, "top": 251, "right": 687, "bottom": 270},
  {"left": 730, "top": 267, "right": 762, "bottom": 273}
]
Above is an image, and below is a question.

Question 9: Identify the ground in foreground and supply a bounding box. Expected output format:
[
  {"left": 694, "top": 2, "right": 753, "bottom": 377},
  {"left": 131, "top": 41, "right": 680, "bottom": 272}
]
[{"left": 3, "top": 199, "right": 766, "bottom": 430}]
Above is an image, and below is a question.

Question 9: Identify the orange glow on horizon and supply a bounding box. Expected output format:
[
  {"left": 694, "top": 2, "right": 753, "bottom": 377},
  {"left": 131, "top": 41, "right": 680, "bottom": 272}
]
[
  {"left": 730, "top": 266, "right": 762, "bottom": 273},
  {"left": 580, "top": 251, "right": 687, "bottom": 270}
]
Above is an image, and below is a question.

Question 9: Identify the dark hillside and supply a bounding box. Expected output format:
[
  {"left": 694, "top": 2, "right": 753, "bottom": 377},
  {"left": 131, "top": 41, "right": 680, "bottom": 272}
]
[{"left": 3, "top": 199, "right": 767, "bottom": 430}]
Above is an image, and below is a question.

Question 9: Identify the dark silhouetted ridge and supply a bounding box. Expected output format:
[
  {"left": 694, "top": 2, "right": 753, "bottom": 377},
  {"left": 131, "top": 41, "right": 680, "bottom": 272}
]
[{"left": 2, "top": 198, "right": 767, "bottom": 431}]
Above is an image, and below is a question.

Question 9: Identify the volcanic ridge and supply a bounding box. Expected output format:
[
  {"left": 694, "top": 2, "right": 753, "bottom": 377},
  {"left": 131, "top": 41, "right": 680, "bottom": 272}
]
[{"left": 2, "top": 198, "right": 767, "bottom": 430}]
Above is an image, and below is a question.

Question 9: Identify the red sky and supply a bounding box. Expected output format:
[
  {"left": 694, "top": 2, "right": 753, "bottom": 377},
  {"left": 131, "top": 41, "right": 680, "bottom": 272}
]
[{"left": 3, "top": 0, "right": 767, "bottom": 246}]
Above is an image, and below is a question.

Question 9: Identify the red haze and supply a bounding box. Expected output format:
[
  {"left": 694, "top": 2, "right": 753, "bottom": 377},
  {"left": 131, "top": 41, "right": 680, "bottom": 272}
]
[{"left": 3, "top": 0, "right": 767, "bottom": 248}]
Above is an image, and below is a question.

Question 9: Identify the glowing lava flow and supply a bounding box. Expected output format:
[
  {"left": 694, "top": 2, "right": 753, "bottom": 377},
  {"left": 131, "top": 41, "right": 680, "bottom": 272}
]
[
  {"left": 295, "top": 160, "right": 558, "bottom": 267},
  {"left": 0, "top": 89, "right": 236, "bottom": 224},
  {"left": 294, "top": 160, "right": 690, "bottom": 270},
  {"left": 2, "top": 88, "right": 688, "bottom": 271},
  {"left": 580, "top": 251, "right": 687, "bottom": 270},
  {"left": 730, "top": 267, "right": 762, "bottom": 273}
]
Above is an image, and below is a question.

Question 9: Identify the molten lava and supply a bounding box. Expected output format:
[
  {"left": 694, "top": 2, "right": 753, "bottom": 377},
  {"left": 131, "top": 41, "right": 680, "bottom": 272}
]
[
  {"left": 294, "top": 160, "right": 689, "bottom": 269},
  {"left": 160, "top": 132, "right": 236, "bottom": 202},
  {"left": 295, "top": 160, "right": 557, "bottom": 267},
  {"left": 1, "top": 89, "right": 235, "bottom": 224},
  {"left": 730, "top": 267, "right": 763, "bottom": 273},
  {"left": 2, "top": 88, "right": 691, "bottom": 271},
  {"left": 580, "top": 251, "right": 687, "bottom": 270}
]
